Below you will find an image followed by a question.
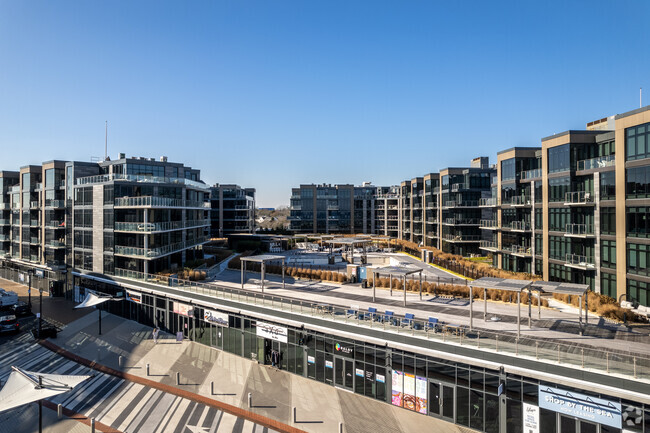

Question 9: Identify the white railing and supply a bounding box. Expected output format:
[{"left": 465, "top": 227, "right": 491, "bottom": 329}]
[
  {"left": 565, "top": 223, "right": 594, "bottom": 236},
  {"left": 564, "top": 191, "right": 594, "bottom": 204},
  {"left": 114, "top": 196, "right": 210, "bottom": 208},
  {"left": 76, "top": 173, "right": 210, "bottom": 190},
  {"left": 577, "top": 155, "right": 615, "bottom": 171},
  {"left": 114, "top": 236, "right": 210, "bottom": 258},
  {"left": 114, "top": 220, "right": 209, "bottom": 233},
  {"left": 565, "top": 254, "right": 595, "bottom": 269}
]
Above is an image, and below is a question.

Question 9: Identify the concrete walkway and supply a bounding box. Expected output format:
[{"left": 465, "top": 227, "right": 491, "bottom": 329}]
[{"left": 47, "top": 311, "right": 475, "bottom": 433}]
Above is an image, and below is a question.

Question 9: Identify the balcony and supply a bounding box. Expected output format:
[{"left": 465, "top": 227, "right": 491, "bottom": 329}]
[
  {"left": 412, "top": 204, "right": 422, "bottom": 209},
  {"left": 114, "top": 196, "right": 210, "bottom": 209},
  {"left": 327, "top": 205, "right": 339, "bottom": 211},
  {"left": 443, "top": 218, "right": 479, "bottom": 226},
  {"left": 509, "top": 221, "right": 531, "bottom": 232},
  {"left": 564, "top": 191, "right": 594, "bottom": 206},
  {"left": 114, "top": 236, "right": 210, "bottom": 259},
  {"left": 46, "top": 240, "right": 65, "bottom": 249},
  {"left": 479, "top": 219, "right": 499, "bottom": 229},
  {"left": 34, "top": 183, "right": 43, "bottom": 191},
  {"left": 287, "top": 215, "right": 302, "bottom": 221},
  {"left": 564, "top": 223, "right": 594, "bottom": 238},
  {"left": 0, "top": 203, "right": 9, "bottom": 210},
  {"left": 0, "top": 234, "right": 9, "bottom": 242},
  {"left": 0, "top": 219, "right": 9, "bottom": 226},
  {"left": 45, "top": 200, "right": 65, "bottom": 209},
  {"left": 46, "top": 220, "right": 65, "bottom": 229},
  {"left": 114, "top": 220, "right": 209, "bottom": 233},
  {"left": 521, "top": 168, "right": 542, "bottom": 180},
  {"left": 505, "top": 245, "right": 532, "bottom": 257},
  {"left": 577, "top": 155, "right": 615, "bottom": 171},
  {"left": 441, "top": 234, "right": 481, "bottom": 243},
  {"left": 479, "top": 198, "right": 498, "bottom": 207},
  {"left": 29, "top": 255, "right": 40, "bottom": 262},
  {"left": 30, "top": 237, "right": 40, "bottom": 245},
  {"left": 564, "top": 254, "right": 595, "bottom": 270},
  {"left": 425, "top": 203, "right": 436, "bottom": 209},
  {"left": 30, "top": 220, "right": 40, "bottom": 227},
  {"left": 451, "top": 183, "right": 468, "bottom": 192},
  {"left": 479, "top": 240, "right": 499, "bottom": 252},
  {"left": 504, "top": 196, "right": 531, "bottom": 207},
  {"left": 76, "top": 173, "right": 210, "bottom": 190},
  {"left": 30, "top": 201, "right": 39, "bottom": 209}
]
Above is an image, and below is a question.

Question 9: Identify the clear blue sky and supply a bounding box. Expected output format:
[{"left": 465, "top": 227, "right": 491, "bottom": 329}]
[{"left": 1, "top": 1, "right": 648, "bottom": 207}]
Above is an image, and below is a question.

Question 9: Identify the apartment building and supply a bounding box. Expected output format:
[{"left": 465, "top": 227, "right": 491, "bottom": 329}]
[
  {"left": 0, "top": 154, "right": 211, "bottom": 285},
  {"left": 374, "top": 185, "right": 400, "bottom": 239},
  {"left": 209, "top": 184, "right": 256, "bottom": 237},
  {"left": 288, "top": 183, "right": 376, "bottom": 234}
]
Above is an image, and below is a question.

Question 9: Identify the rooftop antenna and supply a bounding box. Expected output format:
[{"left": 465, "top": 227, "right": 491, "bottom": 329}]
[
  {"left": 641, "top": 87, "right": 643, "bottom": 108},
  {"left": 104, "top": 121, "right": 108, "bottom": 160}
]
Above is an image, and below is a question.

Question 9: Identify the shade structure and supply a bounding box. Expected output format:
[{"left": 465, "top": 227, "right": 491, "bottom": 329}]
[
  {"left": 74, "top": 291, "right": 113, "bottom": 309},
  {"left": 240, "top": 254, "right": 286, "bottom": 293},
  {"left": 370, "top": 265, "right": 423, "bottom": 306},
  {"left": 0, "top": 366, "right": 91, "bottom": 413}
]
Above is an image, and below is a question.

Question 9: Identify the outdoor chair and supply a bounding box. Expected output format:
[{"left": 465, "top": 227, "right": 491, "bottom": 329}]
[
  {"left": 425, "top": 317, "right": 439, "bottom": 332},
  {"left": 401, "top": 313, "right": 415, "bottom": 328},
  {"left": 364, "top": 307, "right": 378, "bottom": 321}
]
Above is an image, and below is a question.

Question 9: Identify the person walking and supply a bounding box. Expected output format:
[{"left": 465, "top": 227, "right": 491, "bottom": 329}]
[{"left": 153, "top": 327, "right": 159, "bottom": 344}]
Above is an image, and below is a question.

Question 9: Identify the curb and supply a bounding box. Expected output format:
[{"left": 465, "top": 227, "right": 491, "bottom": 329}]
[{"left": 38, "top": 340, "right": 307, "bottom": 433}]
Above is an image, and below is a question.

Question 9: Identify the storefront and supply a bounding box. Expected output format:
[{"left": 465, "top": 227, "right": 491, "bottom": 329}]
[{"left": 72, "top": 275, "right": 650, "bottom": 433}]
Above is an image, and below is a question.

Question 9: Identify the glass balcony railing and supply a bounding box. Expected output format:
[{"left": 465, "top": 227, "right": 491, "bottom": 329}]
[
  {"left": 479, "top": 240, "right": 498, "bottom": 250},
  {"left": 564, "top": 191, "right": 594, "bottom": 205},
  {"left": 504, "top": 196, "right": 531, "bottom": 206},
  {"left": 0, "top": 219, "right": 10, "bottom": 225},
  {"left": 577, "top": 155, "right": 615, "bottom": 171},
  {"left": 479, "top": 198, "right": 498, "bottom": 207},
  {"left": 76, "top": 173, "right": 209, "bottom": 190},
  {"left": 30, "top": 201, "right": 39, "bottom": 209},
  {"left": 112, "top": 267, "right": 650, "bottom": 381},
  {"left": 565, "top": 254, "right": 595, "bottom": 269},
  {"left": 114, "top": 220, "right": 209, "bottom": 233},
  {"left": 441, "top": 234, "right": 481, "bottom": 242},
  {"left": 565, "top": 223, "right": 594, "bottom": 236},
  {"left": 114, "top": 196, "right": 210, "bottom": 208},
  {"left": 45, "top": 200, "right": 65, "bottom": 208},
  {"left": 506, "top": 245, "right": 532, "bottom": 256},
  {"left": 114, "top": 236, "right": 210, "bottom": 259},
  {"left": 46, "top": 240, "right": 65, "bottom": 248},
  {"left": 479, "top": 219, "right": 499, "bottom": 229},
  {"left": 508, "top": 221, "right": 531, "bottom": 231},
  {"left": 521, "top": 168, "right": 542, "bottom": 180}
]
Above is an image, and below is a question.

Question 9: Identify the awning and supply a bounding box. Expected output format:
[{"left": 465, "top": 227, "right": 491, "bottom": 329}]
[
  {"left": 74, "top": 291, "right": 114, "bottom": 309},
  {"left": 0, "top": 366, "right": 91, "bottom": 413}
]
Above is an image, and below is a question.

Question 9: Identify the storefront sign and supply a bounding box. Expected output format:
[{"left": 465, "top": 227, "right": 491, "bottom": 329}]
[
  {"left": 256, "top": 321, "right": 288, "bottom": 343},
  {"left": 334, "top": 342, "right": 354, "bottom": 356},
  {"left": 126, "top": 290, "right": 141, "bottom": 303},
  {"left": 35, "top": 270, "right": 44, "bottom": 278},
  {"left": 173, "top": 302, "right": 193, "bottom": 317},
  {"left": 539, "top": 386, "right": 622, "bottom": 429},
  {"left": 307, "top": 356, "right": 315, "bottom": 364},
  {"left": 376, "top": 374, "right": 385, "bottom": 383},
  {"left": 203, "top": 309, "right": 229, "bottom": 326},
  {"left": 325, "top": 360, "right": 333, "bottom": 369},
  {"left": 523, "top": 403, "right": 540, "bottom": 433},
  {"left": 355, "top": 368, "right": 364, "bottom": 377}
]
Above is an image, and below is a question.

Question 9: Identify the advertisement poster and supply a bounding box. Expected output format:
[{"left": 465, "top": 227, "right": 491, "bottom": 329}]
[
  {"left": 523, "top": 403, "right": 540, "bottom": 433},
  {"left": 391, "top": 370, "right": 403, "bottom": 407},
  {"left": 416, "top": 376, "right": 428, "bottom": 414},
  {"left": 173, "top": 302, "right": 193, "bottom": 317},
  {"left": 256, "top": 321, "right": 288, "bottom": 343},
  {"left": 307, "top": 356, "right": 315, "bottom": 364},
  {"left": 376, "top": 374, "right": 385, "bottom": 383},
  {"left": 403, "top": 373, "right": 416, "bottom": 411},
  {"left": 325, "top": 360, "right": 333, "bottom": 369},
  {"left": 204, "top": 309, "right": 229, "bottom": 327}
]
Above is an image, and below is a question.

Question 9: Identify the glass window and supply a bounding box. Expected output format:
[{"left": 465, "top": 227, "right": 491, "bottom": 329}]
[
  {"left": 627, "top": 207, "right": 650, "bottom": 237},
  {"left": 501, "top": 158, "right": 516, "bottom": 181},
  {"left": 627, "top": 243, "right": 650, "bottom": 277},
  {"left": 627, "top": 166, "right": 650, "bottom": 198},
  {"left": 626, "top": 122, "right": 650, "bottom": 161},
  {"left": 548, "top": 144, "right": 570, "bottom": 173}
]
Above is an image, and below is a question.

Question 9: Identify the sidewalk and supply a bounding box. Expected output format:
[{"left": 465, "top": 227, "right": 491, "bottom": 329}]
[{"left": 45, "top": 311, "right": 471, "bottom": 433}]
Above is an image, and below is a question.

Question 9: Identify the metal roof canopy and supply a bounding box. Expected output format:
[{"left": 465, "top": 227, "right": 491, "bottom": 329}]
[
  {"left": 240, "top": 254, "right": 286, "bottom": 293},
  {"left": 324, "top": 238, "right": 372, "bottom": 266},
  {"left": 370, "top": 265, "right": 424, "bottom": 306},
  {"left": 468, "top": 277, "right": 590, "bottom": 337}
]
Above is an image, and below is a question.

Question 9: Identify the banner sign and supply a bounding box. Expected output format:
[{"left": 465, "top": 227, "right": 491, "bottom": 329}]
[
  {"left": 203, "top": 309, "right": 229, "bottom": 326},
  {"left": 391, "top": 370, "right": 403, "bottom": 407},
  {"left": 126, "top": 290, "right": 141, "bottom": 303},
  {"left": 523, "top": 403, "right": 540, "bottom": 433},
  {"left": 173, "top": 302, "right": 193, "bottom": 317},
  {"left": 256, "top": 321, "right": 288, "bottom": 343},
  {"left": 415, "top": 376, "right": 428, "bottom": 414},
  {"left": 539, "top": 385, "right": 622, "bottom": 429}
]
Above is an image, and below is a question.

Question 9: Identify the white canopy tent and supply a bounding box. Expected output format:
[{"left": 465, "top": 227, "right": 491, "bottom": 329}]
[
  {"left": 75, "top": 290, "right": 122, "bottom": 334},
  {"left": 0, "top": 366, "right": 91, "bottom": 432}
]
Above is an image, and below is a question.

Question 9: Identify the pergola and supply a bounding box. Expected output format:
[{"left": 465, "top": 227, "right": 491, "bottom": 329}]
[
  {"left": 240, "top": 254, "right": 286, "bottom": 293},
  {"left": 370, "top": 265, "right": 423, "bottom": 306},
  {"left": 324, "top": 237, "right": 373, "bottom": 264},
  {"left": 468, "top": 277, "right": 589, "bottom": 337}
]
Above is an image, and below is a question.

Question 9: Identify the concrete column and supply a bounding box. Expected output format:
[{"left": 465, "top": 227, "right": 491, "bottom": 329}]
[
  {"left": 517, "top": 291, "right": 521, "bottom": 339},
  {"left": 469, "top": 285, "right": 473, "bottom": 331},
  {"left": 373, "top": 272, "right": 376, "bottom": 302},
  {"left": 593, "top": 172, "right": 601, "bottom": 294},
  {"left": 143, "top": 209, "right": 149, "bottom": 275}
]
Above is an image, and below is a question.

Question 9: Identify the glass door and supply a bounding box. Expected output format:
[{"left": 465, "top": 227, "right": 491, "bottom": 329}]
[
  {"left": 334, "top": 356, "right": 354, "bottom": 390},
  {"left": 429, "top": 380, "right": 455, "bottom": 422}
]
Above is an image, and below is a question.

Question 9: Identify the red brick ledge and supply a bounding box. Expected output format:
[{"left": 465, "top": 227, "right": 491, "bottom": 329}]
[
  {"left": 41, "top": 399, "right": 123, "bottom": 433},
  {"left": 39, "top": 340, "right": 307, "bottom": 433}
]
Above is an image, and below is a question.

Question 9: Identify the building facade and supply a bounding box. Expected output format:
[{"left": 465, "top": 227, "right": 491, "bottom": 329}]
[
  {"left": 209, "top": 184, "right": 256, "bottom": 238},
  {"left": 288, "top": 184, "right": 376, "bottom": 234}
]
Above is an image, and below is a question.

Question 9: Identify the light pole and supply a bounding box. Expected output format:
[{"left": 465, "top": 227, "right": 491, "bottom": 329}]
[
  {"left": 28, "top": 269, "right": 33, "bottom": 308},
  {"left": 38, "top": 288, "right": 43, "bottom": 337}
]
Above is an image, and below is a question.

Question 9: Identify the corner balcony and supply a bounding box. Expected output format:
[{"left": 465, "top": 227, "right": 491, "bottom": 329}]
[
  {"left": 0, "top": 234, "right": 9, "bottom": 242},
  {"left": 564, "top": 254, "right": 595, "bottom": 271},
  {"left": 577, "top": 155, "right": 615, "bottom": 171},
  {"left": 564, "top": 223, "right": 595, "bottom": 238},
  {"left": 45, "top": 200, "right": 66, "bottom": 209},
  {"left": 0, "top": 219, "right": 10, "bottom": 226},
  {"left": 0, "top": 203, "right": 10, "bottom": 210},
  {"left": 521, "top": 168, "right": 542, "bottom": 180},
  {"left": 76, "top": 173, "right": 210, "bottom": 190},
  {"left": 504, "top": 245, "right": 532, "bottom": 257},
  {"left": 564, "top": 191, "right": 594, "bottom": 206},
  {"left": 114, "top": 196, "right": 211, "bottom": 209},
  {"left": 114, "top": 219, "right": 210, "bottom": 233},
  {"left": 441, "top": 234, "right": 481, "bottom": 243},
  {"left": 114, "top": 236, "right": 210, "bottom": 260}
]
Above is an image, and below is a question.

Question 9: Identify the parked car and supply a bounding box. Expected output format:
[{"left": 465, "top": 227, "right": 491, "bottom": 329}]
[
  {"left": 0, "top": 314, "right": 20, "bottom": 334},
  {"left": 32, "top": 324, "right": 58, "bottom": 339},
  {"left": 0, "top": 289, "right": 19, "bottom": 308},
  {"left": 11, "top": 301, "right": 31, "bottom": 316}
]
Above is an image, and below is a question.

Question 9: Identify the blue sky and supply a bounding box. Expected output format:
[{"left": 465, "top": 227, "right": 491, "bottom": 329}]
[{"left": 1, "top": 1, "right": 649, "bottom": 207}]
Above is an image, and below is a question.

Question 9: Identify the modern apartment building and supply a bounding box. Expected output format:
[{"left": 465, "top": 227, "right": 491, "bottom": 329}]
[
  {"left": 288, "top": 183, "right": 376, "bottom": 234},
  {"left": 0, "top": 154, "right": 211, "bottom": 285},
  {"left": 209, "top": 184, "right": 256, "bottom": 238},
  {"left": 374, "top": 185, "right": 400, "bottom": 239}
]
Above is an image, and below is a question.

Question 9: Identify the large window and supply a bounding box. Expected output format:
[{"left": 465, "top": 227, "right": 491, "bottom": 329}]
[
  {"left": 600, "top": 171, "right": 616, "bottom": 200},
  {"left": 628, "top": 279, "right": 650, "bottom": 307},
  {"left": 600, "top": 207, "right": 616, "bottom": 235},
  {"left": 626, "top": 122, "right": 650, "bottom": 161},
  {"left": 627, "top": 207, "right": 650, "bottom": 238},
  {"left": 626, "top": 166, "right": 650, "bottom": 198},
  {"left": 548, "top": 177, "right": 570, "bottom": 202},
  {"left": 549, "top": 208, "right": 570, "bottom": 232},
  {"left": 126, "top": 164, "right": 165, "bottom": 177},
  {"left": 601, "top": 240, "right": 616, "bottom": 269},
  {"left": 501, "top": 158, "right": 516, "bottom": 182},
  {"left": 548, "top": 144, "right": 570, "bottom": 173},
  {"left": 627, "top": 243, "right": 650, "bottom": 276},
  {"left": 549, "top": 236, "right": 570, "bottom": 261}
]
